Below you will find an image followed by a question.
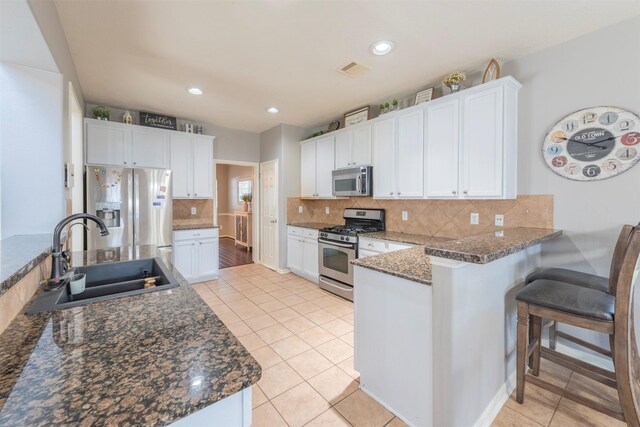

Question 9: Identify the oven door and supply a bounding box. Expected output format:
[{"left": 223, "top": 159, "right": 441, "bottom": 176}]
[{"left": 318, "top": 239, "right": 356, "bottom": 285}]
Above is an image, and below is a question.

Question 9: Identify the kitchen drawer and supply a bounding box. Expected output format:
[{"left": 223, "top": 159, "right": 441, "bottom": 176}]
[
  {"left": 388, "top": 242, "right": 414, "bottom": 252},
  {"left": 303, "top": 228, "right": 319, "bottom": 239},
  {"left": 358, "top": 249, "right": 379, "bottom": 259},
  {"left": 174, "top": 228, "right": 218, "bottom": 241},
  {"left": 359, "top": 238, "right": 387, "bottom": 253},
  {"left": 288, "top": 226, "right": 303, "bottom": 236}
]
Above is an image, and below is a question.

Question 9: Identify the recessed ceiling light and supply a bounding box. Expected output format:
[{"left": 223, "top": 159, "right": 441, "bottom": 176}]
[
  {"left": 266, "top": 107, "right": 279, "bottom": 114},
  {"left": 187, "top": 87, "right": 203, "bottom": 95},
  {"left": 370, "top": 40, "right": 395, "bottom": 56}
]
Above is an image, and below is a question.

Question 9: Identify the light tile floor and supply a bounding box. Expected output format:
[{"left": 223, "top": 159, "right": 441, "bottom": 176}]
[{"left": 192, "top": 264, "right": 625, "bottom": 427}]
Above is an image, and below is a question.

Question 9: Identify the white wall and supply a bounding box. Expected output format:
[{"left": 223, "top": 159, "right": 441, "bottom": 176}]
[
  {"left": 503, "top": 16, "right": 640, "bottom": 352},
  {"left": 0, "top": 63, "right": 64, "bottom": 236}
]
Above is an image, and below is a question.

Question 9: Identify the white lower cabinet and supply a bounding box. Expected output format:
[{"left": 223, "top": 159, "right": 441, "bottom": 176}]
[
  {"left": 173, "top": 228, "right": 219, "bottom": 283},
  {"left": 287, "top": 226, "right": 319, "bottom": 281},
  {"left": 358, "top": 237, "right": 414, "bottom": 258}
]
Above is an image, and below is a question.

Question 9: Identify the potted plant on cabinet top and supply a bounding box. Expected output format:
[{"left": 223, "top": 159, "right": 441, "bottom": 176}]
[
  {"left": 241, "top": 193, "right": 252, "bottom": 212},
  {"left": 442, "top": 72, "right": 466, "bottom": 93},
  {"left": 93, "top": 106, "right": 111, "bottom": 121}
]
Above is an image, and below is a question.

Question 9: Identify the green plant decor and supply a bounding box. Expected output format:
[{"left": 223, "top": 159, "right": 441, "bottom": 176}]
[
  {"left": 93, "top": 106, "right": 111, "bottom": 120},
  {"left": 241, "top": 193, "right": 252, "bottom": 203}
]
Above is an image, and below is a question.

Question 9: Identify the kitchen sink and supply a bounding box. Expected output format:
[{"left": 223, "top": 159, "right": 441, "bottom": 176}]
[{"left": 27, "top": 258, "right": 179, "bottom": 314}]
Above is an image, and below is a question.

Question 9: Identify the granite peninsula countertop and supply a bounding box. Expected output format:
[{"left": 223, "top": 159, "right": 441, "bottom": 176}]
[
  {"left": 0, "top": 234, "right": 52, "bottom": 299},
  {"left": 0, "top": 245, "right": 261, "bottom": 426},
  {"left": 287, "top": 222, "right": 339, "bottom": 230},
  {"left": 352, "top": 228, "right": 562, "bottom": 285},
  {"left": 423, "top": 227, "right": 562, "bottom": 264}
]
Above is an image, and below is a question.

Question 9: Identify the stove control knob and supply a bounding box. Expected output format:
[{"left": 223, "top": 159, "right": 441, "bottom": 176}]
[
  {"left": 340, "top": 236, "right": 345, "bottom": 241},
  {"left": 345, "top": 237, "right": 350, "bottom": 242}
]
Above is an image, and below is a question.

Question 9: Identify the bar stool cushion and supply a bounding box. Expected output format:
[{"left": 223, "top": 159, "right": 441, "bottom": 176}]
[
  {"left": 525, "top": 268, "right": 609, "bottom": 293},
  {"left": 516, "top": 280, "right": 614, "bottom": 321}
]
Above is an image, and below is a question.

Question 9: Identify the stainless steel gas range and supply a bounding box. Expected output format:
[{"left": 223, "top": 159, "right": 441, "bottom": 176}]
[{"left": 318, "top": 208, "right": 385, "bottom": 301}]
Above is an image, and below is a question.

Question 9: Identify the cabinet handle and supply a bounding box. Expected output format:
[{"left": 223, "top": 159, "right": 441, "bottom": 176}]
[
  {"left": 133, "top": 162, "right": 137, "bottom": 165},
  {"left": 124, "top": 161, "right": 127, "bottom": 165},
  {"left": 187, "top": 193, "right": 191, "bottom": 196},
  {"left": 368, "top": 243, "right": 374, "bottom": 247},
  {"left": 463, "top": 190, "right": 469, "bottom": 195},
  {"left": 452, "top": 190, "right": 457, "bottom": 195},
  {"left": 389, "top": 192, "right": 394, "bottom": 196},
  {"left": 194, "top": 193, "right": 197, "bottom": 197},
  {"left": 397, "top": 192, "right": 401, "bottom": 195}
]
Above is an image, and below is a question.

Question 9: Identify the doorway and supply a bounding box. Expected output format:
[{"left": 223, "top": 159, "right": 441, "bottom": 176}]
[
  {"left": 214, "top": 161, "right": 257, "bottom": 269},
  {"left": 259, "top": 159, "right": 278, "bottom": 271}
]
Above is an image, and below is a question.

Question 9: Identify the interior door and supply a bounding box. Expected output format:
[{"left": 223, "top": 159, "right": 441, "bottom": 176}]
[
  {"left": 260, "top": 159, "right": 278, "bottom": 270},
  {"left": 372, "top": 117, "right": 396, "bottom": 198},
  {"left": 425, "top": 98, "right": 460, "bottom": 198}
]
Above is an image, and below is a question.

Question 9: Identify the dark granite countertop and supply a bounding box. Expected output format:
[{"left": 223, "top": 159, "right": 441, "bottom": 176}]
[
  {"left": 287, "top": 222, "right": 339, "bottom": 230},
  {"left": 423, "top": 227, "right": 562, "bottom": 264},
  {"left": 361, "top": 231, "right": 454, "bottom": 246},
  {"left": 352, "top": 246, "right": 433, "bottom": 285},
  {"left": 352, "top": 228, "right": 562, "bottom": 285},
  {"left": 173, "top": 221, "right": 218, "bottom": 231},
  {"left": 0, "top": 245, "right": 261, "bottom": 426},
  {"left": 0, "top": 234, "right": 52, "bottom": 298}
]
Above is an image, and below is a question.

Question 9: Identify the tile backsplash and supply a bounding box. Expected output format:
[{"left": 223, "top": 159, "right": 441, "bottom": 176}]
[
  {"left": 287, "top": 195, "right": 553, "bottom": 238},
  {"left": 173, "top": 199, "right": 214, "bottom": 229}
]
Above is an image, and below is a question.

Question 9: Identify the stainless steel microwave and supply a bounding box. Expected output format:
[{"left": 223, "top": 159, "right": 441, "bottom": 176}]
[{"left": 332, "top": 166, "right": 372, "bottom": 197}]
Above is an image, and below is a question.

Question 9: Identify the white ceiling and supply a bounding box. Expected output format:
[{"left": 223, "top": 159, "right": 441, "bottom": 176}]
[{"left": 54, "top": 1, "right": 640, "bottom": 133}]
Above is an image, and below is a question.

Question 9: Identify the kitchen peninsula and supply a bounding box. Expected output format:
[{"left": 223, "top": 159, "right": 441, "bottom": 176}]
[{"left": 352, "top": 227, "right": 562, "bottom": 427}]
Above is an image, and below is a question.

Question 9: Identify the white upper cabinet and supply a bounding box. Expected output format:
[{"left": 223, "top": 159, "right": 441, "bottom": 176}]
[
  {"left": 192, "top": 135, "right": 213, "bottom": 198},
  {"left": 425, "top": 98, "right": 460, "bottom": 198},
  {"left": 335, "top": 124, "right": 372, "bottom": 169},
  {"left": 85, "top": 120, "right": 129, "bottom": 166},
  {"left": 300, "top": 140, "right": 317, "bottom": 198},
  {"left": 300, "top": 135, "right": 334, "bottom": 198},
  {"left": 396, "top": 109, "right": 424, "bottom": 198},
  {"left": 171, "top": 133, "right": 214, "bottom": 199},
  {"left": 130, "top": 127, "right": 170, "bottom": 169},
  {"left": 372, "top": 117, "right": 396, "bottom": 198},
  {"left": 461, "top": 85, "right": 504, "bottom": 198}
]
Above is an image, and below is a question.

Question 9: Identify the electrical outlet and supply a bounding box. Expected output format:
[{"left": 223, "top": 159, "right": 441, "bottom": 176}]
[
  {"left": 325, "top": 207, "right": 330, "bottom": 214},
  {"left": 495, "top": 214, "right": 504, "bottom": 227},
  {"left": 298, "top": 206, "right": 303, "bottom": 214},
  {"left": 190, "top": 207, "right": 197, "bottom": 215},
  {"left": 402, "top": 211, "right": 408, "bottom": 221},
  {"left": 470, "top": 213, "right": 479, "bottom": 225}
]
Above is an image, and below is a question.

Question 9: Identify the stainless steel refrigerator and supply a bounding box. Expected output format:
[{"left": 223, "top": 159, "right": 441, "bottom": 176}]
[{"left": 86, "top": 167, "right": 172, "bottom": 249}]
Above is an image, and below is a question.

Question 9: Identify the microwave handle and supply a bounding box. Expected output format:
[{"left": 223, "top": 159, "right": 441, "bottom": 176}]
[{"left": 357, "top": 174, "right": 362, "bottom": 194}]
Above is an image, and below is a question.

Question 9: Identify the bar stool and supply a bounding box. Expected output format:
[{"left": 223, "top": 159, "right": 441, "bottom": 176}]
[
  {"left": 515, "top": 225, "right": 640, "bottom": 424},
  {"left": 525, "top": 224, "right": 634, "bottom": 355}
]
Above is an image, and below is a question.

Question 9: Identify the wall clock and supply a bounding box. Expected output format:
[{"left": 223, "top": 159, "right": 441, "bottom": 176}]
[{"left": 542, "top": 106, "right": 640, "bottom": 181}]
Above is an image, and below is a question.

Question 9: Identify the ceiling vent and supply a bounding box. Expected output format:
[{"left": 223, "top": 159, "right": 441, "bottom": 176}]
[{"left": 338, "top": 61, "right": 370, "bottom": 78}]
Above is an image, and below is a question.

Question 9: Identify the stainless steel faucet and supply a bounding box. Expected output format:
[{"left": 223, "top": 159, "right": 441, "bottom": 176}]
[{"left": 49, "top": 213, "right": 109, "bottom": 285}]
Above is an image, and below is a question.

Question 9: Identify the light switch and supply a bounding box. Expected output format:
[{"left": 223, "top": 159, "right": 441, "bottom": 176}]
[
  {"left": 495, "top": 214, "right": 504, "bottom": 227},
  {"left": 325, "top": 207, "right": 330, "bottom": 214},
  {"left": 298, "top": 206, "right": 304, "bottom": 213},
  {"left": 470, "top": 213, "right": 479, "bottom": 225},
  {"left": 191, "top": 207, "right": 197, "bottom": 215},
  {"left": 402, "top": 211, "right": 408, "bottom": 221}
]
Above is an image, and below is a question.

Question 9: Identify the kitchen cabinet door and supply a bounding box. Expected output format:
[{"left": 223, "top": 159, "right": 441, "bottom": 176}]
[
  {"left": 192, "top": 135, "right": 213, "bottom": 198},
  {"left": 372, "top": 117, "right": 396, "bottom": 198},
  {"left": 170, "top": 133, "right": 191, "bottom": 198},
  {"left": 425, "top": 98, "right": 460, "bottom": 198},
  {"left": 131, "top": 127, "right": 170, "bottom": 169},
  {"left": 302, "top": 238, "right": 319, "bottom": 278},
  {"left": 300, "top": 140, "right": 317, "bottom": 197},
  {"left": 352, "top": 125, "right": 372, "bottom": 166},
  {"left": 462, "top": 85, "right": 504, "bottom": 198},
  {"left": 85, "top": 120, "right": 129, "bottom": 166},
  {"left": 197, "top": 237, "right": 219, "bottom": 279},
  {"left": 396, "top": 110, "right": 424, "bottom": 198},
  {"left": 357, "top": 249, "right": 379, "bottom": 259},
  {"left": 173, "top": 240, "right": 197, "bottom": 282},
  {"left": 315, "top": 135, "right": 335, "bottom": 198},
  {"left": 287, "top": 236, "right": 303, "bottom": 272},
  {"left": 334, "top": 131, "right": 353, "bottom": 169}
]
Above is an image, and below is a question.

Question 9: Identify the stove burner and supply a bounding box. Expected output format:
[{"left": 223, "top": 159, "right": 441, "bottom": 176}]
[{"left": 321, "top": 225, "right": 381, "bottom": 235}]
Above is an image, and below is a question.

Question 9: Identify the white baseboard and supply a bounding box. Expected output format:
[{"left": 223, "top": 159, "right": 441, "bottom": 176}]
[
  {"left": 474, "top": 371, "right": 516, "bottom": 427},
  {"left": 276, "top": 268, "right": 291, "bottom": 274},
  {"left": 359, "top": 385, "right": 415, "bottom": 427}
]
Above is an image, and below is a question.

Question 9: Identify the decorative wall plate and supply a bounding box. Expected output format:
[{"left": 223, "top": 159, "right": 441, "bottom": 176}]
[{"left": 542, "top": 106, "right": 640, "bottom": 181}]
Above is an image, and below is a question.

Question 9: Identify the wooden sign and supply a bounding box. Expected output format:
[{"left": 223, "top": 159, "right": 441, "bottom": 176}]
[{"left": 139, "top": 111, "right": 177, "bottom": 130}]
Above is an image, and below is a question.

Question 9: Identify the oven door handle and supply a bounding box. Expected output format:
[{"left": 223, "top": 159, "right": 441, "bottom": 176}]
[{"left": 318, "top": 238, "right": 355, "bottom": 248}]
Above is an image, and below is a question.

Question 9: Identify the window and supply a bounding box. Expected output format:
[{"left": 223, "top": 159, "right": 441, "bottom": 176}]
[{"left": 238, "top": 179, "right": 252, "bottom": 202}]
